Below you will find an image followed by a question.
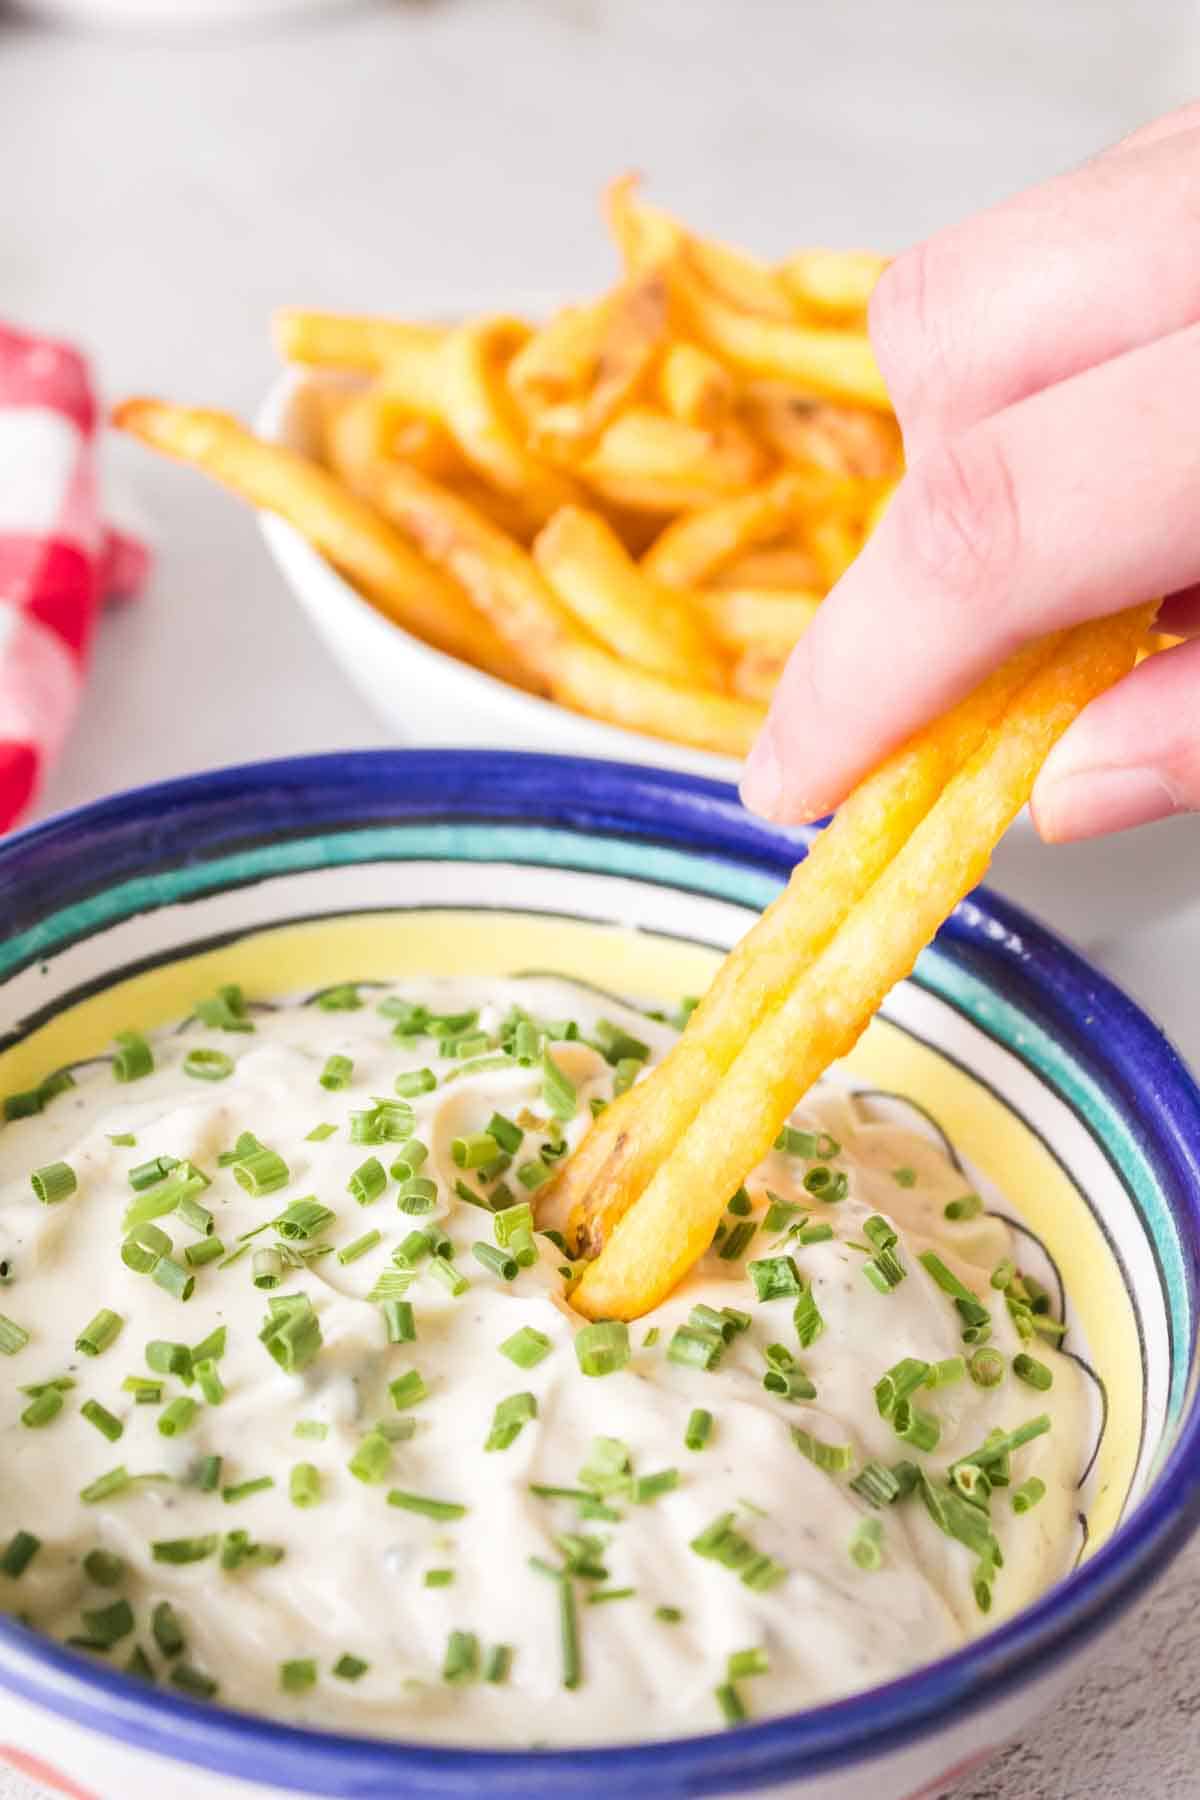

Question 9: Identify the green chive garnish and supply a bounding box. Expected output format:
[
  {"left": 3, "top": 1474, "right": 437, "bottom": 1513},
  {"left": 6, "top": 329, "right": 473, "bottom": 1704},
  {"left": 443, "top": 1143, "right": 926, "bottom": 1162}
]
[
  {"left": 685, "top": 1408, "right": 713, "bottom": 1451},
  {"left": 170, "top": 1662, "right": 217, "bottom": 1699},
  {"left": 849, "top": 1518, "right": 885, "bottom": 1570},
  {"left": 574, "top": 1320, "right": 630, "bottom": 1377},
  {"left": 82, "top": 1547, "right": 123, "bottom": 1587},
  {"left": 472, "top": 1242, "right": 518, "bottom": 1281},
  {"left": 1013, "top": 1353, "right": 1053, "bottom": 1391},
  {"left": 151, "top": 1535, "right": 218, "bottom": 1565},
  {"left": 274, "top": 1198, "right": 334, "bottom": 1241},
  {"left": 1012, "top": 1476, "right": 1047, "bottom": 1514},
  {"left": 21, "top": 1387, "right": 63, "bottom": 1428},
  {"left": 427, "top": 1257, "right": 469, "bottom": 1298},
  {"left": 386, "top": 1490, "right": 467, "bottom": 1521},
  {"left": 892, "top": 1399, "right": 940, "bottom": 1452},
  {"left": 690, "top": 1512, "right": 788, "bottom": 1589},
  {"left": 232, "top": 1148, "right": 290, "bottom": 1197},
  {"left": 157, "top": 1397, "right": 198, "bottom": 1438},
  {"left": 748, "top": 1255, "right": 802, "bottom": 1301},
  {"left": 715, "top": 1681, "right": 746, "bottom": 1725},
  {"left": 183, "top": 1048, "right": 234, "bottom": 1082},
  {"left": 484, "top": 1643, "right": 513, "bottom": 1683},
  {"left": 717, "top": 1220, "right": 757, "bottom": 1261},
  {"left": 945, "top": 1192, "right": 983, "bottom": 1221},
  {"left": 499, "top": 1325, "right": 552, "bottom": 1368},
  {"left": 31, "top": 1161, "right": 76, "bottom": 1205},
  {"left": 969, "top": 1347, "right": 1006, "bottom": 1388},
  {"left": 222, "top": 1476, "right": 275, "bottom": 1504},
  {"left": 892, "top": 1166, "right": 917, "bottom": 1187},
  {"left": 381, "top": 1298, "right": 416, "bottom": 1343},
  {"left": 112, "top": 1030, "right": 154, "bottom": 1083},
  {"left": 280, "top": 1658, "right": 317, "bottom": 1693},
  {"left": 655, "top": 1605, "right": 683, "bottom": 1623},
  {"left": 442, "top": 1629, "right": 479, "bottom": 1685},
  {"left": 348, "top": 1431, "right": 393, "bottom": 1484},
  {"left": 306, "top": 1123, "right": 337, "bottom": 1142},
  {"left": 333, "top": 1652, "right": 369, "bottom": 1680},
  {"left": 195, "top": 984, "right": 253, "bottom": 1033},
  {"left": 0, "top": 1313, "right": 29, "bottom": 1356},
  {"left": 151, "top": 1256, "right": 194, "bottom": 1302},
  {"left": 289, "top": 1463, "right": 322, "bottom": 1508},
  {"left": 81, "top": 1399, "right": 124, "bottom": 1442},
  {"left": 485, "top": 1391, "right": 537, "bottom": 1452},
  {"left": 122, "top": 1376, "right": 162, "bottom": 1404},
  {"left": 80, "top": 1466, "right": 132, "bottom": 1504},
  {"left": 791, "top": 1426, "right": 853, "bottom": 1474},
  {"left": 925, "top": 1356, "right": 967, "bottom": 1389},
  {"left": 0, "top": 1532, "right": 41, "bottom": 1578},
  {"left": 76, "top": 1597, "right": 135, "bottom": 1648}
]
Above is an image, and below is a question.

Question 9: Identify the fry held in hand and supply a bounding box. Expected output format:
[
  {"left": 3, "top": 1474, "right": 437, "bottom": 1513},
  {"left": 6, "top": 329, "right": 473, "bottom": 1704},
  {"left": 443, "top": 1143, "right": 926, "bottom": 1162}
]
[{"left": 565, "top": 606, "right": 1153, "bottom": 1317}]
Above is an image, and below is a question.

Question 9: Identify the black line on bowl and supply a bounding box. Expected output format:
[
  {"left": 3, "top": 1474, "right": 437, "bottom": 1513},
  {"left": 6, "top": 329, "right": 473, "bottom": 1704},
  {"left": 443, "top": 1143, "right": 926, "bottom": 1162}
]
[
  {"left": 845, "top": 1087, "right": 967, "bottom": 1174},
  {"left": 981, "top": 1210, "right": 1069, "bottom": 1330},
  {"left": 1074, "top": 1511, "right": 1091, "bottom": 1569}
]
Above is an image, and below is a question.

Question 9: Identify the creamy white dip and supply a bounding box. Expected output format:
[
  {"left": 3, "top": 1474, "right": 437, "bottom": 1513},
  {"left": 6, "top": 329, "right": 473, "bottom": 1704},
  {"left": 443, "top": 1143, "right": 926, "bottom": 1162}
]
[{"left": 0, "top": 975, "right": 1087, "bottom": 1744}]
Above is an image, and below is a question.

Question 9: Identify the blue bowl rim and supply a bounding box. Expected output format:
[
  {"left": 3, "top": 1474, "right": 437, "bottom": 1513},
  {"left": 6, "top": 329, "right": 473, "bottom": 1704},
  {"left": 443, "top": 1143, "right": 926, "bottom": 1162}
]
[{"left": 0, "top": 746, "right": 1198, "bottom": 1798}]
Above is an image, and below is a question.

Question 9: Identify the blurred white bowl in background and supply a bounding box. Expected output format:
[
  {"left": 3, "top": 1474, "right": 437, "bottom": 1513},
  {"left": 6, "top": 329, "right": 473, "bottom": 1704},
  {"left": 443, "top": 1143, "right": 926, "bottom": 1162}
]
[{"left": 14, "top": 0, "right": 365, "bottom": 28}]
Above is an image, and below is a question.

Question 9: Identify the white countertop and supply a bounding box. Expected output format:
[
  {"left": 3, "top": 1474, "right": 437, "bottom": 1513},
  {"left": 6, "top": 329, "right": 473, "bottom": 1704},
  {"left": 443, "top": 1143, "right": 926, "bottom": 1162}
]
[{"left": 2, "top": 1, "right": 1199, "bottom": 1793}]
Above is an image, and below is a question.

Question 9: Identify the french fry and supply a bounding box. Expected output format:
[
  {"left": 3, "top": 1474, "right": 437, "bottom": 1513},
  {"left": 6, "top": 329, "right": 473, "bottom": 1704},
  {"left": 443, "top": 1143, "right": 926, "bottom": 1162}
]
[
  {"left": 439, "top": 317, "right": 582, "bottom": 529},
  {"left": 114, "top": 398, "right": 531, "bottom": 690},
  {"left": 511, "top": 275, "right": 668, "bottom": 453},
  {"left": 640, "top": 474, "right": 814, "bottom": 587},
  {"left": 692, "top": 585, "right": 820, "bottom": 657},
  {"left": 656, "top": 342, "right": 736, "bottom": 428},
  {"left": 347, "top": 458, "right": 765, "bottom": 755},
  {"left": 581, "top": 405, "right": 767, "bottom": 513},
  {"left": 777, "top": 249, "right": 890, "bottom": 320},
  {"left": 273, "top": 309, "right": 446, "bottom": 372},
  {"left": 605, "top": 174, "right": 794, "bottom": 320},
  {"left": 555, "top": 632, "right": 1070, "bottom": 1250},
  {"left": 729, "top": 647, "right": 789, "bottom": 703},
  {"left": 533, "top": 506, "right": 726, "bottom": 687},
  {"left": 743, "top": 385, "right": 904, "bottom": 479},
  {"left": 807, "top": 514, "right": 862, "bottom": 587},
  {"left": 711, "top": 544, "right": 825, "bottom": 590},
  {"left": 574, "top": 604, "right": 1153, "bottom": 1319}
]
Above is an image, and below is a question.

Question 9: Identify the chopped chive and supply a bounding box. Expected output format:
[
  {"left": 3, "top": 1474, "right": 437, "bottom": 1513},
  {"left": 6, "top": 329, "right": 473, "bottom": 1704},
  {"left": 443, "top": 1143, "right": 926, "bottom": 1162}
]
[
  {"left": 0, "top": 1314, "right": 30, "bottom": 1356},
  {"left": 727, "top": 1646, "right": 769, "bottom": 1679},
  {"left": 306, "top": 1123, "right": 337, "bottom": 1142},
  {"left": 381, "top": 1298, "right": 416, "bottom": 1343},
  {"left": 222, "top": 1476, "right": 275, "bottom": 1504},
  {"left": 280, "top": 1657, "right": 317, "bottom": 1693},
  {"left": 289, "top": 1463, "right": 322, "bottom": 1508},
  {"left": 791, "top": 1426, "right": 853, "bottom": 1474},
  {"left": 394, "top": 1067, "right": 436, "bottom": 1098},
  {"left": 796, "top": 1221, "right": 834, "bottom": 1244},
  {"left": 80, "top": 1466, "right": 133, "bottom": 1504},
  {"left": 113, "top": 1030, "right": 154, "bottom": 1083},
  {"left": 803, "top": 1166, "right": 848, "bottom": 1203},
  {"left": 655, "top": 1605, "right": 683, "bottom": 1624},
  {"left": 151, "top": 1256, "right": 194, "bottom": 1302},
  {"left": 337, "top": 1229, "right": 381, "bottom": 1267},
  {"left": 793, "top": 1286, "right": 824, "bottom": 1348},
  {"left": 849, "top": 1461, "right": 902, "bottom": 1507},
  {"left": 21, "top": 1387, "right": 63, "bottom": 1428},
  {"left": 195, "top": 983, "right": 254, "bottom": 1032},
  {"left": 1013, "top": 1353, "right": 1053, "bottom": 1391},
  {"left": 686, "top": 1408, "right": 713, "bottom": 1451},
  {"left": 453, "top": 1132, "right": 501, "bottom": 1171},
  {"left": 442, "top": 1629, "right": 479, "bottom": 1685},
  {"left": 293, "top": 1419, "right": 329, "bottom": 1441},
  {"left": 82, "top": 1547, "right": 123, "bottom": 1587},
  {"left": 483, "top": 1643, "right": 513, "bottom": 1683},
  {"left": 333, "top": 1652, "right": 369, "bottom": 1680},
  {"left": 748, "top": 1255, "right": 802, "bottom": 1301},
  {"left": 715, "top": 1681, "right": 746, "bottom": 1725},
  {"left": 892, "top": 1399, "right": 940, "bottom": 1452},
  {"left": 690, "top": 1513, "right": 788, "bottom": 1590},
  {"left": 499, "top": 1325, "right": 552, "bottom": 1368},
  {"left": 991, "top": 1257, "right": 1017, "bottom": 1291},
  {"left": 849, "top": 1518, "right": 885, "bottom": 1570},
  {"left": 1012, "top": 1476, "right": 1047, "bottom": 1514},
  {"left": 170, "top": 1661, "right": 217, "bottom": 1699},
  {"left": 632, "top": 1467, "right": 679, "bottom": 1503},
  {"left": 347, "top": 1156, "right": 386, "bottom": 1207},
  {"left": 232, "top": 1148, "right": 290, "bottom": 1197},
  {"left": 386, "top": 1490, "right": 467, "bottom": 1521},
  {"left": 128, "top": 1153, "right": 180, "bottom": 1191},
  {"left": 146, "top": 1339, "right": 192, "bottom": 1379},
  {"left": 493, "top": 1201, "right": 534, "bottom": 1247},
  {"left": 472, "top": 1241, "right": 518, "bottom": 1281},
  {"left": 158, "top": 1397, "right": 198, "bottom": 1438},
  {"left": 398, "top": 1175, "right": 438, "bottom": 1214},
  {"left": 348, "top": 1431, "right": 393, "bottom": 1484},
  {"left": 389, "top": 1369, "right": 428, "bottom": 1411},
  {"left": 486, "top": 1113, "right": 523, "bottom": 1155},
  {"left": 516, "top": 1158, "right": 553, "bottom": 1191},
  {"left": 186, "top": 1237, "right": 225, "bottom": 1268},
  {"left": 925, "top": 1355, "right": 967, "bottom": 1389},
  {"left": 717, "top": 1220, "right": 758, "bottom": 1261},
  {"left": 76, "top": 1597, "right": 135, "bottom": 1648},
  {"left": 122, "top": 1376, "right": 162, "bottom": 1404},
  {"left": 642, "top": 1326, "right": 660, "bottom": 1348},
  {"left": 315, "top": 983, "right": 364, "bottom": 1012},
  {"left": 424, "top": 1567, "right": 455, "bottom": 1588},
  {"left": 874, "top": 1358, "right": 931, "bottom": 1418},
  {"left": 574, "top": 1320, "right": 630, "bottom": 1377},
  {"left": 31, "top": 1161, "right": 76, "bottom": 1205},
  {"left": 81, "top": 1399, "right": 124, "bottom": 1442},
  {"left": 0, "top": 1531, "right": 41, "bottom": 1578},
  {"left": 184, "top": 1048, "right": 234, "bottom": 1082},
  {"left": 259, "top": 1297, "right": 323, "bottom": 1373},
  {"left": 945, "top": 1192, "right": 983, "bottom": 1221},
  {"left": 892, "top": 1166, "right": 917, "bottom": 1187},
  {"left": 427, "top": 1257, "right": 469, "bottom": 1298},
  {"left": 763, "top": 1193, "right": 801, "bottom": 1233},
  {"left": 726, "top": 1187, "right": 753, "bottom": 1218},
  {"left": 177, "top": 1195, "right": 214, "bottom": 1236},
  {"left": 969, "top": 1347, "right": 1006, "bottom": 1388},
  {"left": 151, "top": 1535, "right": 218, "bottom": 1565},
  {"left": 151, "top": 1600, "right": 185, "bottom": 1658},
  {"left": 667, "top": 1321, "right": 726, "bottom": 1371},
  {"left": 587, "top": 1585, "right": 634, "bottom": 1605},
  {"left": 485, "top": 1391, "right": 537, "bottom": 1452},
  {"left": 193, "top": 1358, "right": 224, "bottom": 1405},
  {"left": 274, "top": 1198, "right": 335, "bottom": 1241},
  {"left": 196, "top": 1454, "right": 222, "bottom": 1492}
]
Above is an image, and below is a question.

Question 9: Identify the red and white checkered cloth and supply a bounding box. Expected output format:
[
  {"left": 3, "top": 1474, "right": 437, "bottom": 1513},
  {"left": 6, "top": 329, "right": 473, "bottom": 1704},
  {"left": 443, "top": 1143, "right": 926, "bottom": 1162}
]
[{"left": 0, "top": 322, "right": 149, "bottom": 831}]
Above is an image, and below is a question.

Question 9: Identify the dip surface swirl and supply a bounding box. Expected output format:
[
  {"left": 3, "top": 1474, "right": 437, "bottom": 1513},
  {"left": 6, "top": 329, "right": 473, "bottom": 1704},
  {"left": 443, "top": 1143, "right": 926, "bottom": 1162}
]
[{"left": 0, "top": 976, "right": 1088, "bottom": 1743}]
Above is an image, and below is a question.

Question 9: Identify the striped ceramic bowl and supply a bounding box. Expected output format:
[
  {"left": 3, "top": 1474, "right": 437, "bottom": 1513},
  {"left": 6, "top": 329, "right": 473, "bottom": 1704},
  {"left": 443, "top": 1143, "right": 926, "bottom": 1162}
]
[{"left": 0, "top": 749, "right": 1197, "bottom": 1800}]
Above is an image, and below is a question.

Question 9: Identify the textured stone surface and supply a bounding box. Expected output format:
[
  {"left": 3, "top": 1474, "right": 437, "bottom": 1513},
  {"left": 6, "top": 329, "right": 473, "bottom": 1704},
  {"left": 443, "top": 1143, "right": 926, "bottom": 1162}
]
[{"left": 1, "top": 2, "right": 1198, "bottom": 1794}]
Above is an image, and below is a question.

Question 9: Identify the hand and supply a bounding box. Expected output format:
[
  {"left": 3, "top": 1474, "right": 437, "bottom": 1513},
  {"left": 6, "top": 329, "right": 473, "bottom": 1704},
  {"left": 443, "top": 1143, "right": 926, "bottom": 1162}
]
[{"left": 740, "top": 104, "right": 1200, "bottom": 843}]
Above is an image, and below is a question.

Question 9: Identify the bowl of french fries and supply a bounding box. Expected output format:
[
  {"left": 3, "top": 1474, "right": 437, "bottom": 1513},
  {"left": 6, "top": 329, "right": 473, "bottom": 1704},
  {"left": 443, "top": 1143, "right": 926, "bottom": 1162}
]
[{"left": 117, "top": 178, "right": 904, "bottom": 774}]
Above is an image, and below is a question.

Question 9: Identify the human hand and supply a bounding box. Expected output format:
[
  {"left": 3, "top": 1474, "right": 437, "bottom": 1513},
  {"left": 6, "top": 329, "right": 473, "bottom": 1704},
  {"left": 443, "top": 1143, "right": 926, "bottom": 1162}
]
[{"left": 740, "top": 104, "right": 1200, "bottom": 843}]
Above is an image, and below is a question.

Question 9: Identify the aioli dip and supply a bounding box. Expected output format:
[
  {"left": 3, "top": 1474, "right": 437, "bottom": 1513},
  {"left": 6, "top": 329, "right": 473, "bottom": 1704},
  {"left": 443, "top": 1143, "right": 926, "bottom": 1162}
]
[{"left": 0, "top": 975, "right": 1088, "bottom": 1744}]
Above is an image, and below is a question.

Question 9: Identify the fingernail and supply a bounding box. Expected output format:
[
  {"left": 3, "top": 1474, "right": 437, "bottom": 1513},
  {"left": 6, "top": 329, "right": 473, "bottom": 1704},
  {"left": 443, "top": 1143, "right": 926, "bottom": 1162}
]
[
  {"left": 740, "top": 730, "right": 785, "bottom": 820},
  {"left": 1034, "top": 766, "right": 1182, "bottom": 843}
]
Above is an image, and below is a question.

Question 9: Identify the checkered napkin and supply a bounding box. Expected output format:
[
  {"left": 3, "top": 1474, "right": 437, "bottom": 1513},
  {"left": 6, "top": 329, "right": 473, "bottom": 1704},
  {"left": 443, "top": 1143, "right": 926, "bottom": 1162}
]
[{"left": 0, "top": 322, "right": 149, "bottom": 831}]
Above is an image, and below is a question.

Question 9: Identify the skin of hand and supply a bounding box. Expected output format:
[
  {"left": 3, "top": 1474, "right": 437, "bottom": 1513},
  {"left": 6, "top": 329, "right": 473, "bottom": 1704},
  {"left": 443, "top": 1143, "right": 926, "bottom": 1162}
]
[{"left": 740, "top": 103, "right": 1200, "bottom": 843}]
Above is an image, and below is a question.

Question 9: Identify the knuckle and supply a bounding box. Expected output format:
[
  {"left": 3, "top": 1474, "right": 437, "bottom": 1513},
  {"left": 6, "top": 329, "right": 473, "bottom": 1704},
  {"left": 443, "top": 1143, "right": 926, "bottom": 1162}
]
[{"left": 894, "top": 435, "right": 1022, "bottom": 612}]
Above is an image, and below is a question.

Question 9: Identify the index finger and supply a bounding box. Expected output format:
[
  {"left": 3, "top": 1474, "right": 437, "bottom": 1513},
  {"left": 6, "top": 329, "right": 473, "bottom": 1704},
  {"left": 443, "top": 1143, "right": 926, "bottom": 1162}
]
[{"left": 872, "top": 121, "right": 1200, "bottom": 456}]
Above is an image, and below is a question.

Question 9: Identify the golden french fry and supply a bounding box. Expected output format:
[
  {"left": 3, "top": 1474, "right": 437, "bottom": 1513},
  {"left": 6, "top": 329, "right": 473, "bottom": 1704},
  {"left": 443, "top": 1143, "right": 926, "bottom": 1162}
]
[
  {"left": 693, "top": 585, "right": 820, "bottom": 657},
  {"left": 114, "top": 398, "right": 533, "bottom": 689},
  {"left": 581, "top": 405, "right": 767, "bottom": 512},
  {"left": 605, "top": 174, "right": 794, "bottom": 319},
  {"left": 273, "top": 308, "right": 446, "bottom": 371},
  {"left": 655, "top": 342, "right": 736, "bottom": 428},
  {"left": 574, "top": 604, "right": 1153, "bottom": 1319},
  {"left": 728, "top": 647, "right": 788, "bottom": 703},
  {"left": 556, "top": 632, "right": 1068, "bottom": 1249},
  {"left": 640, "top": 474, "right": 814, "bottom": 587},
  {"left": 711, "top": 544, "right": 826, "bottom": 590},
  {"left": 743, "top": 384, "right": 904, "bottom": 480},
  {"left": 865, "top": 479, "right": 899, "bottom": 537},
  {"left": 438, "top": 317, "right": 581, "bottom": 529},
  {"left": 533, "top": 506, "right": 726, "bottom": 687},
  {"left": 672, "top": 255, "right": 890, "bottom": 410},
  {"left": 807, "top": 514, "right": 862, "bottom": 587},
  {"left": 777, "top": 249, "right": 890, "bottom": 320},
  {"left": 511, "top": 275, "right": 668, "bottom": 454},
  {"left": 351, "top": 459, "right": 765, "bottom": 755}
]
